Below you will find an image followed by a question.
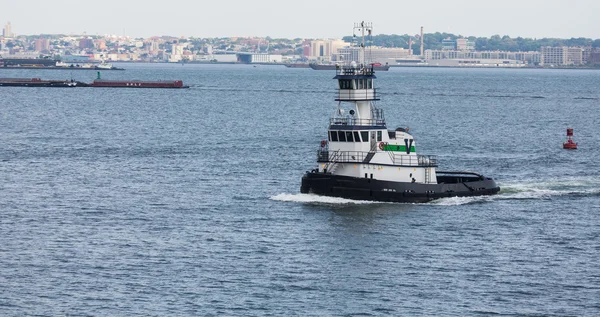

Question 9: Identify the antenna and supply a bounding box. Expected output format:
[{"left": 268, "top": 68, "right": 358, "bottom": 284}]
[{"left": 353, "top": 21, "right": 373, "bottom": 65}]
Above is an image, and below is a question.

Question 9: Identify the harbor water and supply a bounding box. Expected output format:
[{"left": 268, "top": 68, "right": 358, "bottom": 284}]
[{"left": 1, "top": 64, "right": 599, "bottom": 316}]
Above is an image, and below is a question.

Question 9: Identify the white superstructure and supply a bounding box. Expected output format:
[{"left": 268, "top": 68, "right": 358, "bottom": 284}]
[{"left": 317, "top": 22, "right": 438, "bottom": 185}]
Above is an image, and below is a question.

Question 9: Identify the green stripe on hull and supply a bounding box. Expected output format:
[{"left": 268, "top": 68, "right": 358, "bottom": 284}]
[{"left": 383, "top": 145, "right": 416, "bottom": 153}]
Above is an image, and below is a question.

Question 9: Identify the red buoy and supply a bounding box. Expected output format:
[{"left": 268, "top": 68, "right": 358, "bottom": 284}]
[{"left": 563, "top": 128, "right": 578, "bottom": 150}]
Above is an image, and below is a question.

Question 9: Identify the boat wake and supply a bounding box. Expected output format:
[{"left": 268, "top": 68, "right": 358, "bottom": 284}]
[
  {"left": 270, "top": 193, "right": 381, "bottom": 205},
  {"left": 433, "top": 177, "right": 600, "bottom": 206},
  {"left": 273, "top": 177, "right": 600, "bottom": 207},
  {"left": 431, "top": 195, "right": 495, "bottom": 206}
]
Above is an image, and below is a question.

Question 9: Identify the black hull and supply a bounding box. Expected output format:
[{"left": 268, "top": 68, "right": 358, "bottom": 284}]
[{"left": 300, "top": 172, "right": 500, "bottom": 203}]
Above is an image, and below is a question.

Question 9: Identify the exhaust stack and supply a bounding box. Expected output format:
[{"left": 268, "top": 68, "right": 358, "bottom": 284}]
[{"left": 420, "top": 26, "right": 424, "bottom": 57}]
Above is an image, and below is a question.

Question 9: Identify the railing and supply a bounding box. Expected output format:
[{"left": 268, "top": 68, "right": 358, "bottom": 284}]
[
  {"left": 329, "top": 117, "right": 386, "bottom": 127},
  {"left": 317, "top": 149, "right": 438, "bottom": 167},
  {"left": 387, "top": 153, "right": 438, "bottom": 167},
  {"left": 335, "top": 65, "right": 376, "bottom": 76}
]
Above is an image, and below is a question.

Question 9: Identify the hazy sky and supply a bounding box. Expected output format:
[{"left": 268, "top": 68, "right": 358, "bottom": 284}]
[{"left": 1, "top": 0, "right": 598, "bottom": 39}]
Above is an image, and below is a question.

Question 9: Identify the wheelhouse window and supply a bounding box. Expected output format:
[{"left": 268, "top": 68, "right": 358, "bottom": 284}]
[
  {"left": 367, "top": 79, "right": 373, "bottom": 89},
  {"left": 338, "top": 131, "right": 347, "bottom": 142},
  {"left": 353, "top": 131, "right": 360, "bottom": 142},
  {"left": 377, "top": 131, "right": 382, "bottom": 141},
  {"left": 330, "top": 131, "right": 338, "bottom": 142},
  {"left": 345, "top": 131, "right": 354, "bottom": 142},
  {"left": 339, "top": 79, "right": 353, "bottom": 90},
  {"left": 360, "top": 131, "right": 368, "bottom": 142}
]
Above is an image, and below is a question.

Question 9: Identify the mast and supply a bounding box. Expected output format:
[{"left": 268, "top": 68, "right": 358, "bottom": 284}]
[{"left": 353, "top": 21, "right": 373, "bottom": 65}]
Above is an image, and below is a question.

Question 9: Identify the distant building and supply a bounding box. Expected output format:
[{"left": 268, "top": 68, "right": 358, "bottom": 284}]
[
  {"left": 567, "top": 47, "right": 583, "bottom": 65},
  {"left": 79, "top": 38, "right": 95, "bottom": 50},
  {"left": 95, "top": 39, "right": 107, "bottom": 50},
  {"left": 169, "top": 43, "right": 186, "bottom": 62},
  {"left": 148, "top": 40, "right": 160, "bottom": 54},
  {"left": 442, "top": 39, "right": 455, "bottom": 51},
  {"left": 441, "top": 38, "right": 474, "bottom": 51},
  {"left": 336, "top": 47, "right": 410, "bottom": 64},
  {"left": 309, "top": 39, "right": 346, "bottom": 62},
  {"left": 3, "top": 21, "right": 14, "bottom": 38},
  {"left": 456, "top": 38, "right": 475, "bottom": 51},
  {"left": 540, "top": 46, "right": 584, "bottom": 66},
  {"left": 589, "top": 49, "right": 600, "bottom": 65},
  {"left": 301, "top": 40, "right": 311, "bottom": 57},
  {"left": 237, "top": 52, "right": 283, "bottom": 63},
  {"left": 35, "top": 38, "right": 49, "bottom": 52},
  {"left": 172, "top": 43, "right": 185, "bottom": 56},
  {"left": 425, "top": 49, "right": 539, "bottom": 66}
]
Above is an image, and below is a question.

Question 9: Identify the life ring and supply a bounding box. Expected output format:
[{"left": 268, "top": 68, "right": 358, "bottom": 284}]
[
  {"left": 320, "top": 140, "right": 327, "bottom": 147},
  {"left": 378, "top": 142, "right": 386, "bottom": 150}
]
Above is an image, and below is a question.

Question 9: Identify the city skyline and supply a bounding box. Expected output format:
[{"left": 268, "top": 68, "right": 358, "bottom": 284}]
[{"left": 1, "top": 0, "right": 599, "bottom": 40}]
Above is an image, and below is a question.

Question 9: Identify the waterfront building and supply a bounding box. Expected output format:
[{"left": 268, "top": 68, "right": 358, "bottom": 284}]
[
  {"left": 301, "top": 40, "right": 311, "bottom": 57},
  {"left": 336, "top": 47, "right": 411, "bottom": 64},
  {"left": 567, "top": 47, "right": 583, "bottom": 65},
  {"left": 236, "top": 52, "right": 283, "bottom": 63},
  {"left": 540, "top": 46, "right": 584, "bottom": 66},
  {"left": 588, "top": 49, "right": 600, "bottom": 65},
  {"left": 309, "top": 39, "right": 346, "bottom": 62},
  {"left": 424, "top": 49, "right": 540, "bottom": 66},
  {"left": 441, "top": 38, "right": 474, "bottom": 51},
  {"left": 456, "top": 38, "right": 475, "bottom": 51},
  {"left": 424, "top": 58, "right": 526, "bottom": 67},
  {"left": 442, "top": 39, "right": 455, "bottom": 50}
]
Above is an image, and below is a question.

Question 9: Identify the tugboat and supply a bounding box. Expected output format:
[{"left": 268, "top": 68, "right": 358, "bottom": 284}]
[{"left": 300, "top": 22, "right": 500, "bottom": 203}]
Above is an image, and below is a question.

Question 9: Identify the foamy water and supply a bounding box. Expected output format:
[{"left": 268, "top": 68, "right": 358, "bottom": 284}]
[{"left": 270, "top": 193, "right": 382, "bottom": 205}]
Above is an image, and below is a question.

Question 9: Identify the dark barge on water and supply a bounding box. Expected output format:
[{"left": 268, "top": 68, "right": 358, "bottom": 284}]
[
  {"left": 0, "top": 78, "right": 78, "bottom": 87},
  {"left": 0, "top": 77, "right": 189, "bottom": 89},
  {"left": 91, "top": 79, "right": 189, "bottom": 88}
]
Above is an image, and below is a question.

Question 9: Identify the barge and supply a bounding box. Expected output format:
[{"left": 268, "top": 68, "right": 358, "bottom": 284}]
[
  {"left": 91, "top": 79, "right": 189, "bottom": 88},
  {"left": 0, "top": 77, "right": 189, "bottom": 89},
  {"left": 0, "top": 78, "right": 78, "bottom": 87}
]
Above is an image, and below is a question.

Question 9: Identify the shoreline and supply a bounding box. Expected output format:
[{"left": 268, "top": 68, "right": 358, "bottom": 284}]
[
  {"left": 121, "top": 61, "right": 600, "bottom": 70},
  {"left": 3, "top": 61, "right": 598, "bottom": 70}
]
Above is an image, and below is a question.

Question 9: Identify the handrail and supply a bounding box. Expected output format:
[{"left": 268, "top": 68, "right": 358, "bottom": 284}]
[
  {"left": 316, "top": 149, "right": 438, "bottom": 167},
  {"left": 329, "top": 117, "right": 386, "bottom": 126},
  {"left": 321, "top": 149, "right": 341, "bottom": 173},
  {"left": 329, "top": 108, "right": 385, "bottom": 127},
  {"left": 336, "top": 65, "right": 377, "bottom": 76}
]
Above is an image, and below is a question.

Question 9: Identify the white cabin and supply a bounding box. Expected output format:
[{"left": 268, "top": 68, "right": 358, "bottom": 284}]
[{"left": 317, "top": 65, "right": 438, "bottom": 184}]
